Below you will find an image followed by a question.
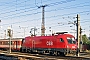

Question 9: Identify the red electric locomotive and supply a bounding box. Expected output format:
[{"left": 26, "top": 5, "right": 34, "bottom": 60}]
[{"left": 21, "top": 32, "right": 77, "bottom": 56}]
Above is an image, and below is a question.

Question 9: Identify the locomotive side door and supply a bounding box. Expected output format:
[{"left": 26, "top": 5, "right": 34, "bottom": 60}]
[{"left": 32, "top": 40, "right": 35, "bottom": 49}]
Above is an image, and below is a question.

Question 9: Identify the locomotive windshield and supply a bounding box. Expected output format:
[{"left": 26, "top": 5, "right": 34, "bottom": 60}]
[{"left": 67, "top": 37, "right": 76, "bottom": 44}]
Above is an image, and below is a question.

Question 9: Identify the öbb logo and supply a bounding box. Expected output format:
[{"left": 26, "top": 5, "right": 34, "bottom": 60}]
[{"left": 46, "top": 41, "right": 53, "bottom": 46}]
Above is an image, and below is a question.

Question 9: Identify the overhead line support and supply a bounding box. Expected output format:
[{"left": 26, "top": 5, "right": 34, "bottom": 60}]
[
  {"left": 76, "top": 14, "right": 80, "bottom": 57},
  {"left": 38, "top": 5, "right": 48, "bottom": 36}
]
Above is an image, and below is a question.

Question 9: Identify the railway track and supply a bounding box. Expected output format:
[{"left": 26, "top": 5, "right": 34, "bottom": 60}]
[{"left": 0, "top": 50, "right": 90, "bottom": 60}]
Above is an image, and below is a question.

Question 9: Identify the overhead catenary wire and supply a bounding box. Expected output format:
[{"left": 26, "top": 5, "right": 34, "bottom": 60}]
[
  {"left": 1, "top": 0, "right": 76, "bottom": 17},
  {"left": 0, "top": 1, "right": 90, "bottom": 19},
  {"left": 0, "top": 5, "right": 90, "bottom": 20},
  {"left": 0, "top": 0, "right": 54, "bottom": 13},
  {"left": 0, "top": 2, "right": 87, "bottom": 12},
  {"left": 0, "top": 0, "right": 90, "bottom": 36},
  {"left": 1, "top": 10, "right": 90, "bottom": 26}
]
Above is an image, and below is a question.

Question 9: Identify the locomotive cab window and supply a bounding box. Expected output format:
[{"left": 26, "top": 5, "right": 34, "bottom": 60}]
[
  {"left": 67, "top": 37, "right": 76, "bottom": 44},
  {"left": 60, "top": 38, "right": 64, "bottom": 42}
]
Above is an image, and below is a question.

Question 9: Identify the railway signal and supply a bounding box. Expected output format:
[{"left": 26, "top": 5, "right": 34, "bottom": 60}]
[
  {"left": 7, "top": 27, "right": 12, "bottom": 53},
  {"left": 7, "top": 29, "right": 11, "bottom": 37}
]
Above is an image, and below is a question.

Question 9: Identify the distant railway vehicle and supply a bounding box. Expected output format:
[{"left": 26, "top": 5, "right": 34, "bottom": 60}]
[
  {"left": 0, "top": 38, "right": 22, "bottom": 51},
  {"left": 21, "top": 32, "right": 78, "bottom": 56}
]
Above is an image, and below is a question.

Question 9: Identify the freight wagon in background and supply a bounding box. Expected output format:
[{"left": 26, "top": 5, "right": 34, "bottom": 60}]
[
  {"left": 82, "top": 44, "right": 90, "bottom": 51},
  {"left": 0, "top": 38, "right": 23, "bottom": 51},
  {"left": 21, "top": 32, "right": 78, "bottom": 56}
]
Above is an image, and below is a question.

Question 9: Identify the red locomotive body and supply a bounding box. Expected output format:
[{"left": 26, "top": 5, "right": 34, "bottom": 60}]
[
  {"left": 0, "top": 38, "right": 22, "bottom": 51},
  {"left": 21, "top": 33, "right": 77, "bottom": 56}
]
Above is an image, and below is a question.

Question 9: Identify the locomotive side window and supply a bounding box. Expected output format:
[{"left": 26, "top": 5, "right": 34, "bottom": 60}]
[
  {"left": 60, "top": 38, "right": 64, "bottom": 42},
  {"left": 73, "top": 41, "right": 76, "bottom": 44}
]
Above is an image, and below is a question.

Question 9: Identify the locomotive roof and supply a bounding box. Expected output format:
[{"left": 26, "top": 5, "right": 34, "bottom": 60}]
[
  {"left": 25, "top": 33, "right": 74, "bottom": 39},
  {"left": 56, "top": 32, "right": 68, "bottom": 34}
]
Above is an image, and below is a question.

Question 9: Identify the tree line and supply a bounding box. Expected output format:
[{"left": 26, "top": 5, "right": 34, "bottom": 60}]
[{"left": 82, "top": 34, "right": 90, "bottom": 45}]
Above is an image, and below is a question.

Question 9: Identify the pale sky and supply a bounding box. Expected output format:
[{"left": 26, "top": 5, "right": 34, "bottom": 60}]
[{"left": 0, "top": 0, "right": 90, "bottom": 38}]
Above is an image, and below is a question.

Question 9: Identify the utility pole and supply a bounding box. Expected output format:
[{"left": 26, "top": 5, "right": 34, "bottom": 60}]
[
  {"left": 38, "top": 5, "right": 47, "bottom": 36},
  {"left": 76, "top": 14, "right": 80, "bottom": 56},
  {"left": 80, "top": 26, "right": 82, "bottom": 52},
  {"left": 89, "top": 26, "right": 90, "bottom": 40},
  {"left": 11, "top": 30, "right": 13, "bottom": 39},
  {"left": 4, "top": 30, "right": 6, "bottom": 39},
  {"left": 19, "top": 26, "right": 27, "bottom": 37}
]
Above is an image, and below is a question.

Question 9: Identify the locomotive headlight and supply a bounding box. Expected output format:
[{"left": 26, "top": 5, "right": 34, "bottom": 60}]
[
  {"left": 72, "top": 46, "right": 75, "bottom": 48},
  {"left": 67, "top": 45, "right": 69, "bottom": 48}
]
